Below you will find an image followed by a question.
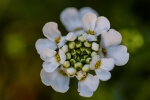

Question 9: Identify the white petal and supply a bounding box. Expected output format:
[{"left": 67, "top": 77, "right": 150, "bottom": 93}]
[
  {"left": 42, "top": 22, "right": 61, "bottom": 42},
  {"left": 40, "top": 48, "right": 56, "bottom": 61},
  {"left": 60, "top": 7, "right": 82, "bottom": 31},
  {"left": 57, "top": 36, "right": 66, "bottom": 48},
  {"left": 43, "top": 61, "right": 60, "bottom": 72},
  {"left": 40, "top": 69, "right": 57, "bottom": 86},
  {"left": 92, "top": 42, "right": 99, "bottom": 51},
  {"left": 78, "top": 85, "right": 93, "bottom": 97},
  {"left": 35, "top": 39, "right": 57, "bottom": 54},
  {"left": 61, "top": 45, "right": 68, "bottom": 53},
  {"left": 74, "top": 30, "right": 84, "bottom": 36},
  {"left": 101, "top": 29, "right": 122, "bottom": 47},
  {"left": 106, "top": 45, "right": 129, "bottom": 66},
  {"left": 82, "top": 33, "right": 97, "bottom": 41},
  {"left": 101, "top": 58, "right": 115, "bottom": 71},
  {"left": 66, "top": 32, "right": 77, "bottom": 41},
  {"left": 50, "top": 68, "right": 70, "bottom": 93},
  {"left": 82, "top": 13, "right": 97, "bottom": 31},
  {"left": 79, "top": 7, "right": 99, "bottom": 17},
  {"left": 95, "top": 68, "right": 111, "bottom": 81},
  {"left": 94, "top": 16, "right": 110, "bottom": 36},
  {"left": 78, "top": 74, "right": 99, "bottom": 97},
  {"left": 59, "top": 49, "right": 66, "bottom": 64},
  {"left": 90, "top": 55, "right": 101, "bottom": 70},
  {"left": 90, "top": 55, "right": 101, "bottom": 65},
  {"left": 84, "top": 74, "right": 99, "bottom": 91}
]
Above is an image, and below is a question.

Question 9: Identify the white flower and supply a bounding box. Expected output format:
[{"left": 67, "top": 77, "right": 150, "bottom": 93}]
[
  {"left": 90, "top": 55, "right": 115, "bottom": 81},
  {"left": 41, "top": 49, "right": 66, "bottom": 72},
  {"left": 76, "top": 71, "right": 99, "bottom": 97},
  {"left": 60, "top": 7, "right": 99, "bottom": 36},
  {"left": 99, "top": 29, "right": 129, "bottom": 66},
  {"left": 40, "top": 68, "right": 70, "bottom": 93},
  {"left": 42, "top": 22, "right": 66, "bottom": 48},
  {"left": 82, "top": 12, "right": 110, "bottom": 41},
  {"left": 35, "top": 7, "right": 130, "bottom": 97}
]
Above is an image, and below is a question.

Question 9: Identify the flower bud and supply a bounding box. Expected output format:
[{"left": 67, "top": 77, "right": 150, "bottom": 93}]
[
  {"left": 92, "top": 42, "right": 99, "bottom": 51},
  {"left": 82, "top": 64, "right": 90, "bottom": 72},
  {"left": 84, "top": 41, "right": 91, "bottom": 47},
  {"left": 68, "top": 41, "right": 75, "bottom": 49},
  {"left": 63, "top": 61, "right": 70, "bottom": 68}
]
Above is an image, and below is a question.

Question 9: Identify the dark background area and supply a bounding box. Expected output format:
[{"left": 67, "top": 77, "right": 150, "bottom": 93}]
[{"left": 0, "top": 0, "right": 150, "bottom": 100}]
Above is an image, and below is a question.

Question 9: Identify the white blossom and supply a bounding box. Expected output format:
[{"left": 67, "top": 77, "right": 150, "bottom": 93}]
[
  {"left": 40, "top": 68, "right": 70, "bottom": 93},
  {"left": 90, "top": 55, "right": 115, "bottom": 81},
  {"left": 99, "top": 29, "right": 129, "bottom": 66},
  {"left": 82, "top": 13, "right": 110, "bottom": 41}
]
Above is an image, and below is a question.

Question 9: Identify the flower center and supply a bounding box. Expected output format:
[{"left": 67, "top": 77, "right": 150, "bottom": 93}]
[
  {"left": 55, "top": 37, "right": 61, "bottom": 44},
  {"left": 95, "top": 60, "right": 101, "bottom": 69},
  {"left": 55, "top": 53, "right": 61, "bottom": 62},
  {"left": 102, "top": 48, "right": 107, "bottom": 57},
  {"left": 62, "top": 35, "right": 99, "bottom": 77},
  {"left": 86, "top": 30, "right": 95, "bottom": 35}
]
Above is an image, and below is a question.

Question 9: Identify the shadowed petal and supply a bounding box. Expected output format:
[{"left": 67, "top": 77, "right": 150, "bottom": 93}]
[
  {"left": 101, "top": 58, "right": 115, "bottom": 71},
  {"left": 78, "top": 74, "right": 99, "bottom": 97},
  {"left": 94, "top": 16, "right": 110, "bottom": 36},
  {"left": 42, "top": 22, "right": 61, "bottom": 42},
  {"left": 106, "top": 45, "right": 129, "bottom": 66},
  {"left": 40, "top": 68, "right": 70, "bottom": 93},
  {"left": 82, "top": 33, "right": 97, "bottom": 41},
  {"left": 101, "top": 29, "right": 122, "bottom": 47},
  {"left": 59, "top": 49, "right": 66, "bottom": 64},
  {"left": 66, "top": 32, "right": 77, "bottom": 41},
  {"left": 51, "top": 69, "right": 70, "bottom": 93},
  {"left": 35, "top": 39, "right": 57, "bottom": 54},
  {"left": 40, "top": 69, "right": 57, "bottom": 86},
  {"left": 42, "top": 61, "right": 60, "bottom": 73},
  {"left": 40, "top": 48, "right": 56, "bottom": 62},
  {"left": 57, "top": 36, "right": 66, "bottom": 48},
  {"left": 60, "top": 7, "right": 82, "bottom": 31},
  {"left": 79, "top": 7, "right": 99, "bottom": 17},
  {"left": 95, "top": 68, "right": 111, "bottom": 81},
  {"left": 82, "top": 13, "right": 97, "bottom": 31}
]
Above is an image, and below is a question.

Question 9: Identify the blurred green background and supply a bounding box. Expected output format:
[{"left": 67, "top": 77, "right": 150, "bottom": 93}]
[{"left": 0, "top": 0, "right": 150, "bottom": 100}]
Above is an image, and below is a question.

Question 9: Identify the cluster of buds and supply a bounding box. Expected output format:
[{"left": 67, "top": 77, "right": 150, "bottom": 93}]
[{"left": 35, "top": 7, "right": 129, "bottom": 97}]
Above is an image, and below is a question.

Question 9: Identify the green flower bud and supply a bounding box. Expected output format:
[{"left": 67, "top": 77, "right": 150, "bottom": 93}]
[
  {"left": 66, "top": 52, "right": 71, "bottom": 60},
  {"left": 71, "top": 49, "right": 76, "bottom": 55},
  {"left": 80, "top": 59, "right": 86, "bottom": 64},
  {"left": 76, "top": 49, "right": 81, "bottom": 54},
  {"left": 80, "top": 47, "right": 85, "bottom": 52},
  {"left": 72, "top": 55, "right": 77, "bottom": 59},
  {"left": 63, "top": 61, "right": 70, "bottom": 68},
  {"left": 81, "top": 51, "right": 87, "bottom": 55},
  {"left": 91, "top": 51, "right": 97, "bottom": 57},
  {"left": 82, "top": 64, "right": 90, "bottom": 72},
  {"left": 86, "top": 57, "right": 92, "bottom": 64},
  {"left": 78, "top": 35, "right": 85, "bottom": 42},
  {"left": 70, "top": 59, "right": 76, "bottom": 66},
  {"left": 76, "top": 56, "right": 80, "bottom": 62},
  {"left": 85, "top": 48, "right": 91, "bottom": 55},
  {"left": 74, "top": 62, "right": 83, "bottom": 70},
  {"left": 75, "top": 41, "right": 82, "bottom": 48},
  {"left": 84, "top": 41, "right": 91, "bottom": 47},
  {"left": 83, "top": 55, "right": 89, "bottom": 59},
  {"left": 68, "top": 41, "right": 75, "bottom": 49}
]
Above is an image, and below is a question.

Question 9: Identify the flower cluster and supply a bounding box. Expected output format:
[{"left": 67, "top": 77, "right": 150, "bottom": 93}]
[{"left": 35, "top": 7, "right": 129, "bottom": 97}]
